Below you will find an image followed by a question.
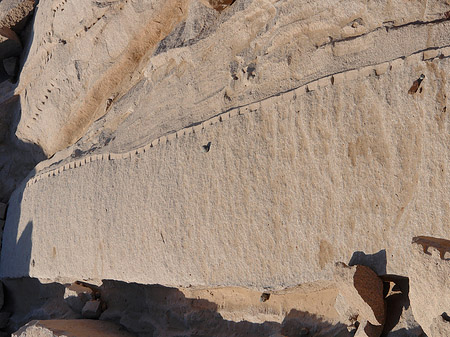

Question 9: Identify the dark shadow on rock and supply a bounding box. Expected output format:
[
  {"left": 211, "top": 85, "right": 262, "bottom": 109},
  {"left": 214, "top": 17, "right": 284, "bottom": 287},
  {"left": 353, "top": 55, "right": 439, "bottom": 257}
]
[
  {"left": 379, "top": 275, "right": 425, "bottom": 337},
  {"left": 0, "top": 277, "right": 432, "bottom": 337},
  {"left": 349, "top": 250, "right": 387, "bottom": 275},
  {"left": 13, "top": 221, "right": 32, "bottom": 276},
  {"left": 382, "top": 293, "right": 407, "bottom": 335},
  {"left": 99, "top": 280, "right": 351, "bottom": 337},
  {"left": 0, "top": 180, "right": 35, "bottom": 278},
  {"left": 0, "top": 3, "right": 44, "bottom": 203},
  {"left": 0, "top": 1, "right": 45, "bottom": 293},
  {"left": 1, "top": 277, "right": 79, "bottom": 334}
]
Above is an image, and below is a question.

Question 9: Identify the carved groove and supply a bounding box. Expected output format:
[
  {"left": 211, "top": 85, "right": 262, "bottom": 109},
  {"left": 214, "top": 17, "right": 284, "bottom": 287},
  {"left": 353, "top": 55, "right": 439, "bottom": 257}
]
[{"left": 25, "top": 46, "right": 449, "bottom": 188}]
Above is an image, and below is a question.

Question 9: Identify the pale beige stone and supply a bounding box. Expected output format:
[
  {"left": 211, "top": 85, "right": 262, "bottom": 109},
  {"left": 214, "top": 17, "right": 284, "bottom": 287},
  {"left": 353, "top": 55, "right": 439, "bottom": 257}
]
[
  {"left": 409, "top": 238, "right": 450, "bottom": 337},
  {"left": 159, "top": 135, "right": 167, "bottom": 144},
  {"left": 167, "top": 133, "right": 177, "bottom": 141},
  {"left": 405, "top": 52, "right": 423, "bottom": 66},
  {"left": 306, "top": 81, "right": 318, "bottom": 92},
  {"left": 332, "top": 73, "right": 345, "bottom": 85},
  {"left": 11, "top": 0, "right": 450, "bottom": 160},
  {"left": 2, "top": 57, "right": 450, "bottom": 288},
  {"left": 1, "top": 0, "right": 450, "bottom": 311},
  {"left": 317, "top": 76, "right": 332, "bottom": 88},
  {"left": 429, "top": 316, "right": 450, "bottom": 337},
  {"left": 442, "top": 46, "right": 450, "bottom": 57},
  {"left": 423, "top": 49, "right": 439, "bottom": 60},
  {"left": 358, "top": 65, "right": 373, "bottom": 77},
  {"left": 374, "top": 63, "right": 389, "bottom": 76},
  {"left": 344, "top": 69, "right": 359, "bottom": 81},
  {"left": 228, "top": 109, "right": 239, "bottom": 118},
  {"left": 110, "top": 153, "right": 121, "bottom": 160},
  {"left": 192, "top": 124, "right": 203, "bottom": 133},
  {"left": 12, "top": 320, "right": 135, "bottom": 337},
  {"left": 294, "top": 85, "right": 306, "bottom": 96},
  {"left": 389, "top": 58, "right": 404, "bottom": 72}
]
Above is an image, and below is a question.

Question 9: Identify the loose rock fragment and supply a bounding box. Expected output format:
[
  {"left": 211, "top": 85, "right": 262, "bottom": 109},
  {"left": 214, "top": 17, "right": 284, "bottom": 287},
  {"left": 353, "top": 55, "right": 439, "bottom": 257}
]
[{"left": 82, "top": 300, "right": 102, "bottom": 319}]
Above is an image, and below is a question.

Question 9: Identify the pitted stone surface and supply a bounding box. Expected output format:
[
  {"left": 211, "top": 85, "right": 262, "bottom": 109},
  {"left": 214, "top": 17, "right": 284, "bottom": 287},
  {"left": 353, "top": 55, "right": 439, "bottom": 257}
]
[
  {"left": 12, "top": 320, "right": 136, "bottom": 337},
  {"left": 409, "top": 239, "right": 450, "bottom": 337},
  {"left": 2, "top": 54, "right": 449, "bottom": 287}
]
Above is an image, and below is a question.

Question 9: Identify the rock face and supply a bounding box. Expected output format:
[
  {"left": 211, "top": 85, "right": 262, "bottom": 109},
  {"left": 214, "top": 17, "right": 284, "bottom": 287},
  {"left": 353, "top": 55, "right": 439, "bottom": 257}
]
[
  {"left": 0, "top": 0, "right": 44, "bottom": 203},
  {"left": 1, "top": 0, "right": 450, "bottom": 291},
  {"left": 12, "top": 320, "right": 136, "bottom": 337},
  {"left": 408, "top": 237, "right": 450, "bottom": 337}
]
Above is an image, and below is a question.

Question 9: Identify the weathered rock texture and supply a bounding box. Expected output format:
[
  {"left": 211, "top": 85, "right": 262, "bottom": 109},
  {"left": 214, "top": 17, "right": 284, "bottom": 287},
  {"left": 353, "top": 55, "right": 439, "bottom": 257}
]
[
  {"left": 408, "top": 237, "right": 450, "bottom": 337},
  {"left": 0, "top": 0, "right": 44, "bottom": 203},
  {"left": 12, "top": 320, "right": 136, "bottom": 337},
  {"left": 1, "top": 277, "right": 350, "bottom": 336},
  {"left": 1, "top": 0, "right": 450, "bottom": 291}
]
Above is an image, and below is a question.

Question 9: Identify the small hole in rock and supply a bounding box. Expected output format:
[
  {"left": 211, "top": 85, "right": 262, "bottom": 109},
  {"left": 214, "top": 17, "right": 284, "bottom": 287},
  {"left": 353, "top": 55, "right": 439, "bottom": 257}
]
[
  {"left": 260, "top": 292, "right": 270, "bottom": 302},
  {"left": 202, "top": 142, "right": 211, "bottom": 153}
]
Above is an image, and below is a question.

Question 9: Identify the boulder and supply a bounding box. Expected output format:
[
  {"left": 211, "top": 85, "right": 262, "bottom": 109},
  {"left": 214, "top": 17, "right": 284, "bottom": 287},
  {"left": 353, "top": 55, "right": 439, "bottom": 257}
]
[
  {"left": 408, "top": 237, "right": 450, "bottom": 337},
  {"left": 12, "top": 319, "right": 136, "bottom": 337}
]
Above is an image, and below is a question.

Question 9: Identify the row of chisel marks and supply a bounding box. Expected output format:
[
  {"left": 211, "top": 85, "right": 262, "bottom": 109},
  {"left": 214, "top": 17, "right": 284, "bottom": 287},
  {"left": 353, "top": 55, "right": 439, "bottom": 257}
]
[{"left": 25, "top": 46, "right": 450, "bottom": 188}]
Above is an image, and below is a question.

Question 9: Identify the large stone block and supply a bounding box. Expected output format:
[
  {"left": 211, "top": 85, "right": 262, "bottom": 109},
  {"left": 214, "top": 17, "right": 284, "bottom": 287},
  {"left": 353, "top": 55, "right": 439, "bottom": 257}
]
[{"left": 2, "top": 54, "right": 450, "bottom": 287}]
